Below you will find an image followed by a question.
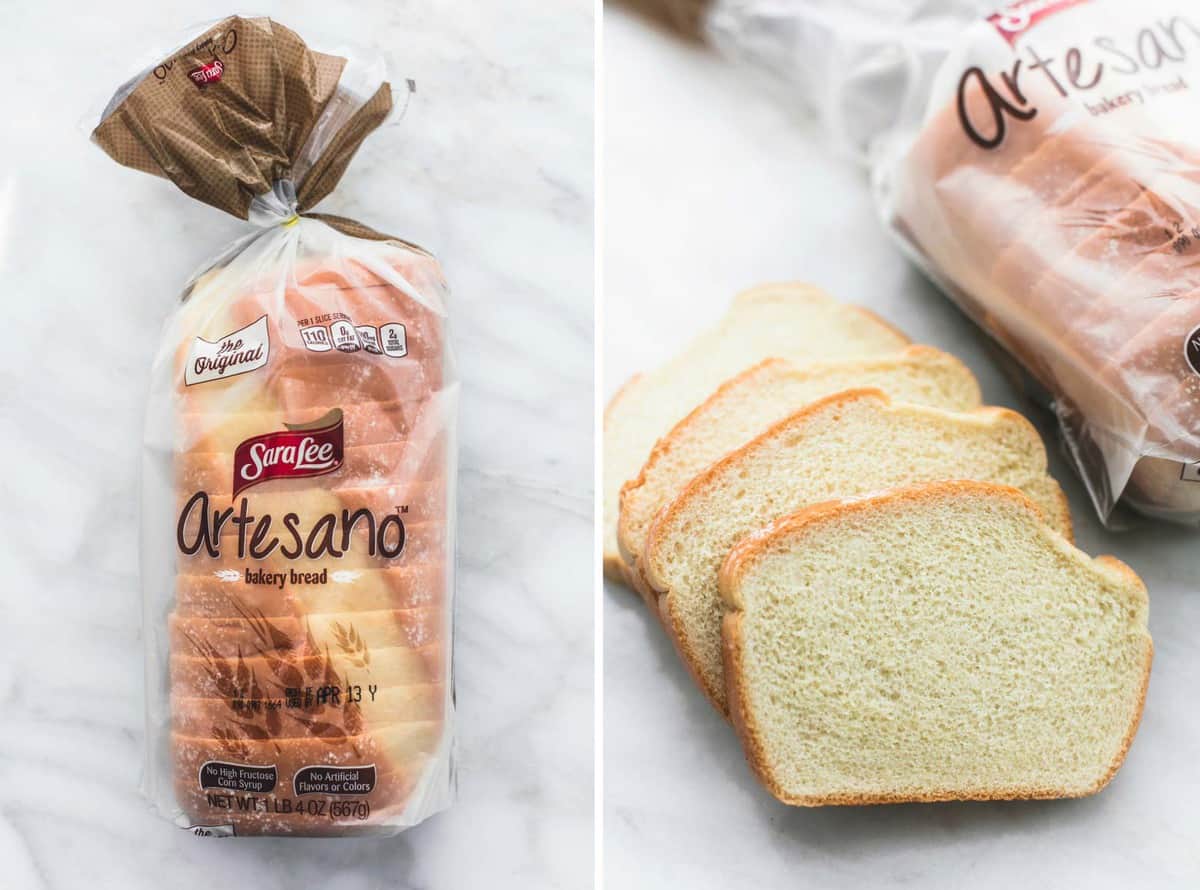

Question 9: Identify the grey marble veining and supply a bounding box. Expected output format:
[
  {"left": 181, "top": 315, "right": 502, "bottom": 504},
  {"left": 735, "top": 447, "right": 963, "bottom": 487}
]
[
  {"left": 0, "top": 2, "right": 593, "bottom": 888},
  {"left": 603, "top": 7, "right": 1200, "bottom": 888}
]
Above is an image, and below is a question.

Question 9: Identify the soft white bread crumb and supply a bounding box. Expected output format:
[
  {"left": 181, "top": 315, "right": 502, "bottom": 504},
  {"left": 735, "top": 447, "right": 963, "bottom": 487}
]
[
  {"left": 642, "top": 388, "right": 1073, "bottom": 712},
  {"left": 603, "top": 283, "right": 909, "bottom": 584},
  {"left": 719, "top": 481, "right": 1151, "bottom": 805},
  {"left": 618, "top": 345, "right": 982, "bottom": 602}
]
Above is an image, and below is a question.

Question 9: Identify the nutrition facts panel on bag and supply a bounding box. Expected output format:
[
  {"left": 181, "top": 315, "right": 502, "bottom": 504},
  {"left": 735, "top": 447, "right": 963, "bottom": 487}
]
[{"left": 296, "top": 313, "right": 408, "bottom": 357}]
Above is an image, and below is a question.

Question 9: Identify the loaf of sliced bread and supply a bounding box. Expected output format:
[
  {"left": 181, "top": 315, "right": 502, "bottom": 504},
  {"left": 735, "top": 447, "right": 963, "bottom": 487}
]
[
  {"left": 719, "top": 481, "right": 1151, "bottom": 805},
  {"left": 617, "top": 345, "right": 982, "bottom": 602},
  {"left": 641, "top": 388, "right": 1072, "bottom": 713},
  {"left": 603, "top": 284, "right": 909, "bottom": 584}
]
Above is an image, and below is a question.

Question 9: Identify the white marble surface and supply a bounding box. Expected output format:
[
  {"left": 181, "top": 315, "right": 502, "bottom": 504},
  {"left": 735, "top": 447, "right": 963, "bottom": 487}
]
[
  {"left": 603, "top": 7, "right": 1200, "bottom": 887},
  {"left": 0, "top": 2, "right": 592, "bottom": 887}
]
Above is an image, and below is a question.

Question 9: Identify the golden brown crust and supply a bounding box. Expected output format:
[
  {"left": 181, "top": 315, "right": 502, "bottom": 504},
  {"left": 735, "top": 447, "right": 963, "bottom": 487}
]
[
  {"left": 610, "top": 285, "right": 911, "bottom": 587},
  {"left": 604, "top": 372, "right": 647, "bottom": 585},
  {"left": 617, "top": 358, "right": 790, "bottom": 558},
  {"left": 719, "top": 480, "right": 1152, "bottom": 806},
  {"left": 604, "top": 372, "right": 645, "bottom": 423},
  {"left": 604, "top": 556, "right": 637, "bottom": 586},
  {"left": 1051, "top": 479, "right": 1075, "bottom": 544},
  {"left": 619, "top": 345, "right": 986, "bottom": 575},
  {"left": 618, "top": 358, "right": 792, "bottom": 602}
]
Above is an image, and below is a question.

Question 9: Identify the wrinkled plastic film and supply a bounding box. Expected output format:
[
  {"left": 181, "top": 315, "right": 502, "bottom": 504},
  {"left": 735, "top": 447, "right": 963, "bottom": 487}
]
[
  {"left": 141, "top": 217, "right": 457, "bottom": 837},
  {"left": 683, "top": 0, "right": 1200, "bottom": 525},
  {"left": 880, "top": 0, "right": 1200, "bottom": 523}
]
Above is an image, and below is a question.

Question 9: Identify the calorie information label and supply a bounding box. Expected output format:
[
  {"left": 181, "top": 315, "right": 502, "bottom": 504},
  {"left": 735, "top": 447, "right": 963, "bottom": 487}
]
[{"left": 298, "top": 315, "right": 407, "bottom": 356}]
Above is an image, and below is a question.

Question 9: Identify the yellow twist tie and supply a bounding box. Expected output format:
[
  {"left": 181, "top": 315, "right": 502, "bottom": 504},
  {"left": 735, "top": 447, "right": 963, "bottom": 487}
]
[{"left": 281, "top": 214, "right": 300, "bottom": 228}]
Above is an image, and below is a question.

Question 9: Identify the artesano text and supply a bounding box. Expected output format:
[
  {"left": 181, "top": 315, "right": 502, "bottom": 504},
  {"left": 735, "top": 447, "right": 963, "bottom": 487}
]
[{"left": 958, "top": 14, "right": 1200, "bottom": 148}]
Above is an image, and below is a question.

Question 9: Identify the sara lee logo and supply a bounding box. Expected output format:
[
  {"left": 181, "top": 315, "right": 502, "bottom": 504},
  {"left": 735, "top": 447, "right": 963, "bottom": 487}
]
[
  {"left": 987, "top": 0, "right": 1090, "bottom": 45},
  {"left": 187, "top": 58, "right": 225, "bottom": 86},
  {"left": 233, "top": 410, "right": 344, "bottom": 496}
]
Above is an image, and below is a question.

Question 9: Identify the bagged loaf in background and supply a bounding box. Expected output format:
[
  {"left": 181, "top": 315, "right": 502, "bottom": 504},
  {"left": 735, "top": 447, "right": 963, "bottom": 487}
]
[{"left": 632, "top": 0, "right": 1200, "bottom": 527}]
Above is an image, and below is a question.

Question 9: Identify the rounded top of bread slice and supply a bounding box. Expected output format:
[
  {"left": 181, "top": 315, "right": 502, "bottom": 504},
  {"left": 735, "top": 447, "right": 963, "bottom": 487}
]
[
  {"left": 718, "top": 480, "right": 1150, "bottom": 806},
  {"left": 603, "top": 283, "right": 911, "bottom": 583},
  {"left": 641, "top": 387, "right": 1072, "bottom": 713},
  {"left": 616, "top": 344, "right": 983, "bottom": 598}
]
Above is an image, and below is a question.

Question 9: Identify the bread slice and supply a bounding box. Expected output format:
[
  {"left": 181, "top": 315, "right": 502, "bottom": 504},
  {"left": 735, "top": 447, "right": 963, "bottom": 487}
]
[
  {"left": 642, "top": 388, "right": 1072, "bottom": 713},
  {"left": 617, "top": 346, "right": 982, "bottom": 602},
  {"left": 603, "top": 283, "right": 909, "bottom": 584},
  {"left": 719, "top": 481, "right": 1151, "bottom": 805}
]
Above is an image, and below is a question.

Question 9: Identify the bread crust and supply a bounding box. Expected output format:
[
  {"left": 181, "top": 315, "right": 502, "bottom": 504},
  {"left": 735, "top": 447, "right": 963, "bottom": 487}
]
[
  {"left": 617, "top": 358, "right": 792, "bottom": 606},
  {"left": 618, "top": 346, "right": 987, "bottom": 603},
  {"left": 604, "top": 372, "right": 646, "bottom": 585},
  {"left": 643, "top": 388, "right": 1072, "bottom": 715},
  {"left": 607, "top": 284, "right": 913, "bottom": 585},
  {"left": 720, "top": 480, "right": 1152, "bottom": 806}
]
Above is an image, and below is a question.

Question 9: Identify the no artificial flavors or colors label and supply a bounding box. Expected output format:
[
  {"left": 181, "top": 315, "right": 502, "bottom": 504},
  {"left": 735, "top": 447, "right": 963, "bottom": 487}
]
[{"left": 293, "top": 764, "right": 377, "bottom": 796}]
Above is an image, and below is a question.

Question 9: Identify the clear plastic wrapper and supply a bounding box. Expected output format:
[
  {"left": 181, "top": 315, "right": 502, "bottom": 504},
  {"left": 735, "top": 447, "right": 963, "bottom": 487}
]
[
  {"left": 93, "top": 16, "right": 456, "bottom": 836},
  {"left": 685, "top": 0, "right": 1200, "bottom": 525}
]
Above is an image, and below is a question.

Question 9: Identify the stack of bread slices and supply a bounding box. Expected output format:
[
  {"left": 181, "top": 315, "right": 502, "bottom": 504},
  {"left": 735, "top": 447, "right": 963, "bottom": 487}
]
[{"left": 606, "top": 283, "right": 1152, "bottom": 805}]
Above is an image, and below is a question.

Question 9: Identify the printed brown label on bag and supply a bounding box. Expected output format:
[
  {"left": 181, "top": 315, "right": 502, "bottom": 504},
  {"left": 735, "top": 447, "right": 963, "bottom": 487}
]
[{"left": 187, "top": 59, "right": 226, "bottom": 86}]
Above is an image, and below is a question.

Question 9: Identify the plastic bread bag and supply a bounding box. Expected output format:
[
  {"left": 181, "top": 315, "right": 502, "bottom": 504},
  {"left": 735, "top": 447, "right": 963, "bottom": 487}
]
[
  {"left": 669, "top": 0, "right": 1200, "bottom": 527},
  {"left": 92, "top": 16, "right": 456, "bottom": 836}
]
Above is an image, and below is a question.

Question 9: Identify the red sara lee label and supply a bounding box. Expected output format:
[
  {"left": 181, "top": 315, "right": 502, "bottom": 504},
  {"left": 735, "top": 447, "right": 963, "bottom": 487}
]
[
  {"left": 233, "top": 410, "right": 344, "bottom": 496},
  {"left": 188, "top": 58, "right": 225, "bottom": 86},
  {"left": 987, "top": 0, "right": 1091, "bottom": 45}
]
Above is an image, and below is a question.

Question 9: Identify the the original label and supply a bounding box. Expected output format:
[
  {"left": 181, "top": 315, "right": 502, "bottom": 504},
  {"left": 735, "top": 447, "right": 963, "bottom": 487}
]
[
  {"left": 232, "top": 409, "right": 344, "bottom": 496},
  {"left": 293, "top": 764, "right": 378, "bottom": 796},
  {"left": 198, "top": 761, "right": 277, "bottom": 793},
  {"left": 185, "top": 823, "right": 236, "bottom": 838},
  {"left": 186, "top": 315, "right": 270, "bottom": 386}
]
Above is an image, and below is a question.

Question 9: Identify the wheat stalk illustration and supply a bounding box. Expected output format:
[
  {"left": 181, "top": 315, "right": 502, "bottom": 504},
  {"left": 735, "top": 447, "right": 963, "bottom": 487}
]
[
  {"left": 181, "top": 598, "right": 369, "bottom": 747},
  {"left": 330, "top": 621, "right": 371, "bottom": 668}
]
